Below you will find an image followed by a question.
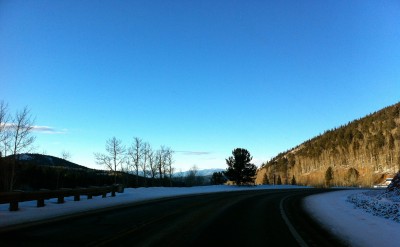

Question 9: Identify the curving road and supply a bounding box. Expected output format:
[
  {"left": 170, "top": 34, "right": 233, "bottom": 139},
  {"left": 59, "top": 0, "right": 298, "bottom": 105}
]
[{"left": 0, "top": 189, "right": 346, "bottom": 247}]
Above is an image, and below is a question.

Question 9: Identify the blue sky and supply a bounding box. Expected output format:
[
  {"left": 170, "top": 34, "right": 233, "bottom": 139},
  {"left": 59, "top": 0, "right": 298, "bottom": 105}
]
[{"left": 1, "top": 0, "right": 399, "bottom": 171}]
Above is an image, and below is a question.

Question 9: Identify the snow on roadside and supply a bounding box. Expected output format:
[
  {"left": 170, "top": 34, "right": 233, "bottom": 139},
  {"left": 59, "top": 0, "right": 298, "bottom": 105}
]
[
  {"left": 0, "top": 185, "right": 306, "bottom": 228},
  {"left": 303, "top": 189, "right": 400, "bottom": 247},
  {"left": 347, "top": 189, "right": 400, "bottom": 222}
]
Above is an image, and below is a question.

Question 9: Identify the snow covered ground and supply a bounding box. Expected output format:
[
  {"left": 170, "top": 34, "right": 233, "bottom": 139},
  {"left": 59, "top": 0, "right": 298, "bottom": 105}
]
[
  {"left": 304, "top": 189, "right": 400, "bottom": 247},
  {"left": 1, "top": 185, "right": 399, "bottom": 247}
]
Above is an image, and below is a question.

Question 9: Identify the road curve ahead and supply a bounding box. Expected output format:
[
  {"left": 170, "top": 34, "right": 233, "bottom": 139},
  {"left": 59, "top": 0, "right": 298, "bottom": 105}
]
[{"left": 0, "top": 189, "right": 345, "bottom": 247}]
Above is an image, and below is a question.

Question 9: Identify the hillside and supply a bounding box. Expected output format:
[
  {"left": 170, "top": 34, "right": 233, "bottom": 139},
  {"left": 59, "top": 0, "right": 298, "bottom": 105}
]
[
  {"left": 0, "top": 153, "right": 118, "bottom": 191},
  {"left": 256, "top": 102, "right": 400, "bottom": 187},
  {"left": 0, "top": 153, "right": 202, "bottom": 191},
  {"left": 14, "top": 153, "right": 89, "bottom": 170}
]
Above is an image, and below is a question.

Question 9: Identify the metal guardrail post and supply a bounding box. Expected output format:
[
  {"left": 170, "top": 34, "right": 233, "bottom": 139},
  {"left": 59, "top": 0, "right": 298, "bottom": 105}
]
[
  {"left": 10, "top": 201, "right": 19, "bottom": 211},
  {"left": 57, "top": 195, "right": 64, "bottom": 204},
  {"left": 37, "top": 189, "right": 50, "bottom": 207},
  {"left": 37, "top": 198, "right": 45, "bottom": 207},
  {"left": 111, "top": 185, "right": 116, "bottom": 197},
  {"left": 9, "top": 191, "right": 23, "bottom": 211},
  {"left": 57, "top": 188, "right": 70, "bottom": 204}
]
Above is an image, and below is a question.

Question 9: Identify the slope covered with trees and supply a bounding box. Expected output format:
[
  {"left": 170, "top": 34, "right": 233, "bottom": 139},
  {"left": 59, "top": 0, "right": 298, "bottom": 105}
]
[
  {"left": 0, "top": 153, "right": 180, "bottom": 191},
  {"left": 256, "top": 102, "right": 400, "bottom": 187}
]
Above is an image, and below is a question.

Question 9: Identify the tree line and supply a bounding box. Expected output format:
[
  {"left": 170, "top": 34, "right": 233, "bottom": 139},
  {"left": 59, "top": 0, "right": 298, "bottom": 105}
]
[
  {"left": 1, "top": 100, "right": 263, "bottom": 190},
  {"left": 94, "top": 137, "right": 175, "bottom": 187}
]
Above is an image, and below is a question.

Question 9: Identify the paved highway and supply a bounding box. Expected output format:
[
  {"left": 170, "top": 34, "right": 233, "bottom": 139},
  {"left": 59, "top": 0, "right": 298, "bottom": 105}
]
[{"left": 0, "top": 189, "right": 346, "bottom": 247}]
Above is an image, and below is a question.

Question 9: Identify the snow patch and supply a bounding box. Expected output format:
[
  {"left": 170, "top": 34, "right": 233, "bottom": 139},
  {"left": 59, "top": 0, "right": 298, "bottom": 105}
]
[
  {"left": 347, "top": 190, "right": 400, "bottom": 222},
  {"left": 304, "top": 190, "right": 400, "bottom": 247},
  {"left": 17, "top": 154, "right": 32, "bottom": 161}
]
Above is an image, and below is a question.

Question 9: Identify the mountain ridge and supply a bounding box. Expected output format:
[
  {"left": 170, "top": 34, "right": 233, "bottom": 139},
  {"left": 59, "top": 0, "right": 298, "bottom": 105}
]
[
  {"left": 174, "top": 168, "right": 225, "bottom": 177},
  {"left": 256, "top": 102, "right": 400, "bottom": 187},
  {"left": 9, "top": 153, "right": 91, "bottom": 170}
]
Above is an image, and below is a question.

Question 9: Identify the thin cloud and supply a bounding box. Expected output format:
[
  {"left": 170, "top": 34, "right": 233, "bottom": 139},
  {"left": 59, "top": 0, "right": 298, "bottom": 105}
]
[
  {"left": 32, "top": 125, "right": 67, "bottom": 134},
  {"left": 1, "top": 123, "right": 67, "bottom": 134},
  {"left": 1, "top": 123, "right": 14, "bottom": 128},
  {"left": 176, "top": 151, "right": 212, "bottom": 156}
]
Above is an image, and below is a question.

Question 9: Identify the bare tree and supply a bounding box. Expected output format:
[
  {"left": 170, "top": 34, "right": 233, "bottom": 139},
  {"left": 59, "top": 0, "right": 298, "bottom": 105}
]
[
  {"left": 164, "top": 147, "right": 174, "bottom": 186},
  {"left": 141, "top": 142, "right": 151, "bottom": 186},
  {"left": 10, "top": 107, "right": 36, "bottom": 155},
  {"left": 0, "top": 101, "right": 10, "bottom": 157},
  {"left": 128, "top": 137, "right": 143, "bottom": 187},
  {"left": 94, "top": 137, "right": 126, "bottom": 184},
  {"left": 152, "top": 146, "right": 175, "bottom": 186},
  {"left": 0, "top": 101, "right": 10, "bottom": 191},
  {"left": 185, "top": 165, "right": 199, "bottom": 187},
  {"left": 156, "top": 146, "right": 166, "bottom": 182},
  {"left": 4, "top": 106, "right": 37, "bottom": 191},
  {"left": 148, "top": 149, "right": 158, "bottom": 182},
  {"left": 120, "top": 158, "right": 131, "bottom": 187},
  {"left": 61, "top": 150, "right": 71, "bottom": 160}
]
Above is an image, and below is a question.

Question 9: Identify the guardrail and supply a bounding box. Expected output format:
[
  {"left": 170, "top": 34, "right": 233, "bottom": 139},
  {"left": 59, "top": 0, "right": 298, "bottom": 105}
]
[{"left": 0, "top": 185, "right": 123, "bottom": 211}]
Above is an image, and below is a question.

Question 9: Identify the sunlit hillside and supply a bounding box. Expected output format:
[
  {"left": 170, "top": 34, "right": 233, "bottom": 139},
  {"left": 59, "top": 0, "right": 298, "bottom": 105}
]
[{"left": 256, "top": 102, "right": 400, "bottom": 187}]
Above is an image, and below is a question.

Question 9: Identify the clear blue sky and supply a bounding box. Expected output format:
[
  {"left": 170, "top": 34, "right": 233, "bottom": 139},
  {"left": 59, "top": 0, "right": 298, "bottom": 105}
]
[{"left": 1, "top": 0, "right": 399, "bottom": 171}]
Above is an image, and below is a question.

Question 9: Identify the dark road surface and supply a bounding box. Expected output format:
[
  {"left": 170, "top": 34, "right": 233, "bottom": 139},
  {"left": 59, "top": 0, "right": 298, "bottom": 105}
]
[{"left": 0, "top": 189, "right": 346, "bottom": 247}]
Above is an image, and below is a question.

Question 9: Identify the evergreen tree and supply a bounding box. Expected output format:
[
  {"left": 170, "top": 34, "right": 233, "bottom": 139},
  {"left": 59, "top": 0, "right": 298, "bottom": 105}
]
[
  {"left": 346, "top": 167, "right": 360, "bottom": 186},
  {"left": 210, "top": 172, "right": 226, "bottom": 185},
  {"left": 262, "top": 173, "right": 270, "bottom": 185},
  {"left": 277, "top": 175, "right": 282, "bottom": 185},
  {"left": 225, "top": 148, "right": 257, "bottom": 185},
  {"left": 325, "top": 166, "right": 334, "bottom": 187},
  {"left": 291, "top": 175, "right": 297, "bottom": 185}
]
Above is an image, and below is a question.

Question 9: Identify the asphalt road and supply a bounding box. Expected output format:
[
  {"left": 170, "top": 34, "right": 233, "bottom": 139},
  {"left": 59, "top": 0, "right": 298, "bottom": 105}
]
[{"left": 0, "top": 189, "right": 346, "bottom": 247}]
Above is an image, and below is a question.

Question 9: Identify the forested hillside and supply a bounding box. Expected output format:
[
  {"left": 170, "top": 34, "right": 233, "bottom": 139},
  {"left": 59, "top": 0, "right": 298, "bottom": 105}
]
[
  {"left": 14, "top": 153, "right": 89, "bottom": 170},
  {"left": 0, "top": 153, "right": 205, "bottom": 191},
  {"left": 256, "top": 102, "right": 400, "bottom": 187}
]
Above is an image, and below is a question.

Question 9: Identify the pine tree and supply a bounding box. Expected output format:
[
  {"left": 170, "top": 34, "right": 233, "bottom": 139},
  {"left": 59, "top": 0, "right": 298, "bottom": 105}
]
[
  {"left": 277, "top": 175, "right": 282, "bottom": 185},
  {"left": 262, "top": 173, "right": 270, "bottom": 185},
  {"left": 210, "top": 172, "right": 226, "bottom": 185},
  {"left": 346, "top": 167, "right": 359, "bottom": 186},
  {"left": 225, "top": 148, "right": 257, "bottom": 185},
  {"left": 325, "top": 166, "right": 334, "bottom": 187},
  {"left": 291, "top": 175, "right": 297, "bottom": 185}
]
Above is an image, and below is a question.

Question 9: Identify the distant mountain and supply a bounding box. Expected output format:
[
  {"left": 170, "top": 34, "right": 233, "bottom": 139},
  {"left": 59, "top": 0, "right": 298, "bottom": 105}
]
[
  {"left": 256, "top": 102, "right": 400, "bottom": 187},
  {"left": 197, "top": 168, "right": 225, "bottom": 176},
  {"left": 174, "top": 168, "right": 225, "bottom": 177}
]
